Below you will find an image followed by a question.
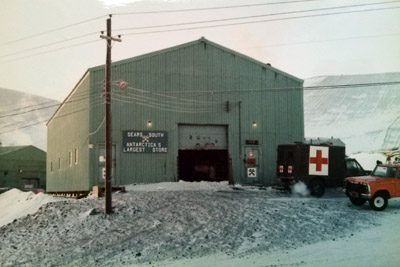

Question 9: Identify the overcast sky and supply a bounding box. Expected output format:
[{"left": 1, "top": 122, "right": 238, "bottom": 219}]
[{"left": 1, "top": 0, "right": 399, "bottom": 101}]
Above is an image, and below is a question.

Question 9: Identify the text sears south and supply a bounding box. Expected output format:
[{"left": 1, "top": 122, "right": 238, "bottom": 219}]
[{"left": 122, "top": 131, "right": 168, "bottom": 153}]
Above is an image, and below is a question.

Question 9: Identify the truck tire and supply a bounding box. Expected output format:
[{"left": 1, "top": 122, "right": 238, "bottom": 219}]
[
  {"left": 349, "top": 197, "right": 366, "bottom": 206},
  {"left": 369, "top": 193, "right": 388, "bottom": 211},
  {"left": 309, "top": 180, "right": 325, "bottom": 197},
  {"left": 282, "top": 181, "right": 292, "bottom": 193}
]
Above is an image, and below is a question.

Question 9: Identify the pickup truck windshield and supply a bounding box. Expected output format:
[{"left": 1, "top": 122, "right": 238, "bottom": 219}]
[{"left": 372, "top": 166, "right": 398, "bottom": 178}]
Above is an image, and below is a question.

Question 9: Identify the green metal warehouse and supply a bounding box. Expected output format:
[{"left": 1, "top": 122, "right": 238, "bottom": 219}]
[
  {"left": 0, "top": 145, "right": 46, "bottom": 191},
  {"left": 47, "top": 37, "right": 304, "bottom": 193}
]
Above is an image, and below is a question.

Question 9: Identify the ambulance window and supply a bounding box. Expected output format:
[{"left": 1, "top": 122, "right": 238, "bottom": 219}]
[{"left": 346, "top": 161, "right": 357, "bottom": 169}]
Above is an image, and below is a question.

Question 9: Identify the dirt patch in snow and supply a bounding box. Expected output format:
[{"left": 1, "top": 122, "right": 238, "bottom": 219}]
[{"left": 0, "top": 186, "right": 380, "bottom": 266}]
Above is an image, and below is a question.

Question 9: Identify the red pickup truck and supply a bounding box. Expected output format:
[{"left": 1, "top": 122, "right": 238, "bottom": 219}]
[{"left": 344, "top": 164, "right": 400, "bottom": 211}]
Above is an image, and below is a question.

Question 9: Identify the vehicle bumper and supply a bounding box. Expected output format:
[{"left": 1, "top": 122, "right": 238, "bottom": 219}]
[{"left": 344, "top": 189, "right": 371, "bottom": 199}]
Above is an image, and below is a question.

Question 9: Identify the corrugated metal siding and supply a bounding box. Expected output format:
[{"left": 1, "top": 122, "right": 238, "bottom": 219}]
[
  {"left": 0, "top": 146, "right": 46, "bottom": 190},
  {"left": 46, "top": 73, "right": 91, "bottom": 192},
  {"left": 86, "top": 39, "right": 303, "bottom": 187}
]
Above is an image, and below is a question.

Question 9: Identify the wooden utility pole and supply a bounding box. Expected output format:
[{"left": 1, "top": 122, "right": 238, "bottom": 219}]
[{"left": 100, "top": 15, "right": 121, "bottom": 214}]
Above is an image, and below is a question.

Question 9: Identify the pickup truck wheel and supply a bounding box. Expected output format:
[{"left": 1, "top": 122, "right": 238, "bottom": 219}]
[
  {"left": 369, "top": 194, "right": 388, "bottom": 211},
  {"left": 309, "top": 180, "right": 325, "bottom": 197},
  {"left": 349, "top": 197, "right": 366, "bottom": 206}
]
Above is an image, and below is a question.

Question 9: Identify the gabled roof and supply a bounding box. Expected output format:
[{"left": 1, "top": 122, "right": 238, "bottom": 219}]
[
  {"left": 48, "top": 38, "right": 302, "bottom": 126},
  {"left": 90, "top": 37, "right": 302, "bottom": 83},
  {"left": 46, "top": 70, "right": 89, "bottom": 126},
  {"left": 0, "top": 146, "right": 29, "bottom": 156}
]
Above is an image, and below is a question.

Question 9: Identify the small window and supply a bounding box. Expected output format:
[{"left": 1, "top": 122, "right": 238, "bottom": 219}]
[
  {"left": 58, "top": 157, "right": 61, "bottom": 169},
  {"left": 346, "top": 161, "right": 357, "bottom": 169},
  {"left": 74, "top": 148, "right": 78, "bottom": 165},
  {"left": 69, "top": 151, "right": 72, "bottom": 166},
  {"left": 50, "top": 161, "right": 53, "bottom": 172}
]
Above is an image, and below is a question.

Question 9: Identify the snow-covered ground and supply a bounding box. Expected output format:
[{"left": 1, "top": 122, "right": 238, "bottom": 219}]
[
  {"left": 0, "top": 189, "right": 65, "bottom": 227},
  {"left": 1, "top": 182, "right": 399, "bottom": 266}
]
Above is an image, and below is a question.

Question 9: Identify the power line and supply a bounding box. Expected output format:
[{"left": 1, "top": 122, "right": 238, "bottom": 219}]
[
  {"left": 161, "top": 80, "right": 400, "bottom": 94},
  {"left": 89, "top": 117, "right": 106, "bottom": 136},
  {"left": 0, "top": 39, "right": 102, "bottom": 63},
  {"left": 1, "top": 80, "right": 399, "bottom": 134},
  {"left": 304, "top": 81, "right": 400, "bottom": 90},
  {"left": 113, "top": 0, "right": 323, "bottom": 15},
  {"left": 2, "top": 79, "right": 399, "bottom": 119},
  {"left": 115, "top": 1, "right": 400, "bottom": 32},
  {"left": 0, "top": 108, "right": 85, "bottom": 135},
  {"left": 237, "top": 32, "right": 400, "bottom": 49},
  {"left": 112, "top": 93, "right": 218, "bottom": 111},
  {"left": 0, "top": 31, "right": 100, "bottom": 59},
  {"left": 0, "top": 109, "right": 56, "bottom": 128},
  {"left": 3, "top": 3, "right": 399, "bottom": 63},
  {"left": 0, "top": 101, "right": 104, "bottom": 135},
  {"left": 120, "top": 6, "right": 400, "bottom": 37},
  {"left": 111, "top": 96, "right": 214, "bottom": 113},
  {"left": 0, "top": 15, "right": 106, "bottom": 47},
  {"left": 0, "top": 99, "right": 56, "bottom": 110},
  {"left": 122, "top": 91, "right": 220, "bottom": 107},
  {"left": 0, "top": 1, "right": 319, "bottom": 59},
  {"left": 125, "top": 86, "right": 222, "bottom": 105},
  {"left": 0, "top": 93, "right": 96, "bottom": 118},
  {"left": 0, "top": 91, "right": 95, "bottom": 116},
  {"left": 0, "top": 87, "right": 114, "bottom": 116}
]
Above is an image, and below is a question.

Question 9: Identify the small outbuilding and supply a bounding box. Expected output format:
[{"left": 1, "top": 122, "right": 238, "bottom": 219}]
[
  {"left": 0, "top": 145, "right": 46, "bottom": 191},
  {"left": 47, "top": 37, "right": 304, "bottom": 193}
]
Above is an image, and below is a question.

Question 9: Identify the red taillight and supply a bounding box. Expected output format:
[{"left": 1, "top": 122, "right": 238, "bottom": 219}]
[{"left": 279, "top": 165, "right": 284, "bottom": 173}]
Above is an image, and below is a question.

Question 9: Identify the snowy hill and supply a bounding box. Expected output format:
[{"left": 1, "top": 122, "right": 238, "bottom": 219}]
[
  {"left": 304, "top": 73, "right": 400, "bottom": 154},
  {"left": 0, "top": 88, "right": 60, "bottom": 150}
]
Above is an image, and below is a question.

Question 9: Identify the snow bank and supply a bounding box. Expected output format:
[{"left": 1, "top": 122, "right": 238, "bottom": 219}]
[
  {"left": 125, "top": 181, "right": 234, "bottom": 192},
  {"left": 349, "top": 152, "right": 387, "bottom": 171},
  {"left": 0, "top": 189, "right": 64, "bottom": 227},
  {"left": 0, "top": 187, "right": 382, "bottom": 266},
  {"left": 167, "top": 198, "right": 400, "bottom": 267}
]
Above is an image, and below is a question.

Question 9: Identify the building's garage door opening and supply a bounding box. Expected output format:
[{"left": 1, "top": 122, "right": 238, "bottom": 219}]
[
  {"left": 178, "top": 124, "right": 228, "bottom": 182},
  {"left": 178, "top": 150, "right": 228, "bottom": 182}
]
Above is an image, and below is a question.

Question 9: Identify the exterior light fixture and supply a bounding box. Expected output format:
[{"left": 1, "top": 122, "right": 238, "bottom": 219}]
[
  {"left": 110, "top": 80, "right": 128, "bottom": 90},
  {"left": 252, "top": 122, "right": 257, "bottom": 128},
  {"left": 249, "top": 149, "right": 254, "bottom": 158},
  {"left": 147, "top": 121, "right": 153, "bottom": 127}
]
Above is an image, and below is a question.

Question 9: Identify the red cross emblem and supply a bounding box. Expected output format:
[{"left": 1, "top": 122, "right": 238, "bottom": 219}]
[{"left": 310, "top": 149, "right": 328, "bottom": 171}]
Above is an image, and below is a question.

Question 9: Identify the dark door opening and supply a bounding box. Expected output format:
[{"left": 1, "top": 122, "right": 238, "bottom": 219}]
[
  {"left": 178, "top": 150, "right": 228, "bottom": 182},
  {"left": 21, "top": 178, "right": 39, "bottom": 191}
]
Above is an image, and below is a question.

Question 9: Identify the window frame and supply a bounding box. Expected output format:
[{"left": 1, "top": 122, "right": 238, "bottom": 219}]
[
  {"left": 69, "top": 151, "right": 72, "bottom": 166},
  {"left": 74, "top": 148, "right": 78, "bottom": 165}
]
